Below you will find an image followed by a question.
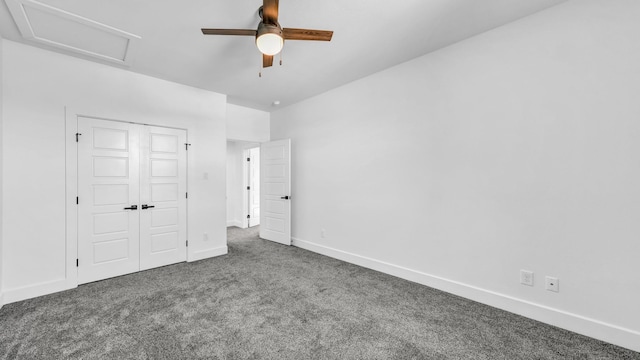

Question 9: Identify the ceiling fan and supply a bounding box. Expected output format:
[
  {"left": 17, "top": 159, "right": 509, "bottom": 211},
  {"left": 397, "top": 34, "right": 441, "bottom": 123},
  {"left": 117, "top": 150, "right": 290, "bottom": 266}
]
[{"left": 201, "top": 0, "right": 333, "bottom": 69}]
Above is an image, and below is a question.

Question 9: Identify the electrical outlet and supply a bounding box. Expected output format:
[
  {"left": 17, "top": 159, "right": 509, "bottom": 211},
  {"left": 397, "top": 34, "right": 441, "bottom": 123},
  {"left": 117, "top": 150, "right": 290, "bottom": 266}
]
[
  {"left": 520, "top": 270, "right": 534, "bottom": 286},
  {"left": 321, "top": 228, "right": 326, "bottom": 239},
  {"left": 545, "top": 276, "right": 559, "bottom": 292}
]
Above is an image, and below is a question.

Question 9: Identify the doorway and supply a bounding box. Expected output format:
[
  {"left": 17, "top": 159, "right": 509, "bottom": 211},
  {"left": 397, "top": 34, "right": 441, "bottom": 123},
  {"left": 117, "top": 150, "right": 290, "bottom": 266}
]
[
  {"left": 226, "top": 139, "right": 291, "bottom": 245},
  {"left": 226, "top": 141, "right": 260, "bottom": 229}
]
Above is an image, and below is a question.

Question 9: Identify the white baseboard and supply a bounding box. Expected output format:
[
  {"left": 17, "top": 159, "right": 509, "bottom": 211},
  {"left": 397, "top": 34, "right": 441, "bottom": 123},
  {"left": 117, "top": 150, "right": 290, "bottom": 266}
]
[
  {"left": 0, "top": 247, "right": 229, "bottom": 305},
  {"left": 227, "top": 220, "right": 244, "bottom": 228},
  {"left": 1, "top": 247, "right": 229, "bottom": 305},
  {"left": 189, "top": 246, "right": 228, "bottom": 262},
  {"left": 2, "top": 279, "right": 74, "bottom": 305},
  {"left": 292, "top": 237, "right": 640, "bottom": 353}
]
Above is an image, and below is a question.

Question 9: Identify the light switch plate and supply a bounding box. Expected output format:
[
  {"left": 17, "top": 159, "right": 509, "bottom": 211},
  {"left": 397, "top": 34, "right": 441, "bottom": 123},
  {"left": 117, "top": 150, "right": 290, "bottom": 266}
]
[{"left": 520, "top": 270, "right": 534, "bottom": 286}]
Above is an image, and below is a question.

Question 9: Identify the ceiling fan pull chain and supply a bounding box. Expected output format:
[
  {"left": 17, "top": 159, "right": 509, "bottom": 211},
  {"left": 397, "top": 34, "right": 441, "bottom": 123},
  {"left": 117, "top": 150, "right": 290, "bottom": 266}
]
[{"left": 280, "top": 50, "right": 283, "bottom": 66}]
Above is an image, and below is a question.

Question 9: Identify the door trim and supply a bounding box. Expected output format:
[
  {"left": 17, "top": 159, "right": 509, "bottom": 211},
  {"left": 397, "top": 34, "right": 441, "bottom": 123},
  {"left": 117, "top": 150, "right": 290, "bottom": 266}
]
[
  {"left": 243, "top": 146, "right": 261, "bottom": 228},
  {"left": 65, "top": 107, "right": 79, "bottom": 288},
  {"left": 65, "top": 107, "right": 189, "bottom": 287}
]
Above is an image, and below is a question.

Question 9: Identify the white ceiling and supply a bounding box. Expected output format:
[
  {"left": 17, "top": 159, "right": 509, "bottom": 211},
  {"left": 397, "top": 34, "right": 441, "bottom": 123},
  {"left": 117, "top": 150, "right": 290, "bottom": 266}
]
[{"left": 0, "top": 0, "right": 566, "bottom": 111}]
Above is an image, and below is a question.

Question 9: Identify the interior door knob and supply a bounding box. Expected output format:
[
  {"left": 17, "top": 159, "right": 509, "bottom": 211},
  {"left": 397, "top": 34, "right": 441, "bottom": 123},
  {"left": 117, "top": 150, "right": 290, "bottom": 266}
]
[
  {"left": 280, "top": 196, "right": 290, "bottom": 200},
  {"left": 124, "top": 205, "right": 138, "bottom": 210},
  {"left": 141, "top": 204, "right": 155, "bottom": 210}
]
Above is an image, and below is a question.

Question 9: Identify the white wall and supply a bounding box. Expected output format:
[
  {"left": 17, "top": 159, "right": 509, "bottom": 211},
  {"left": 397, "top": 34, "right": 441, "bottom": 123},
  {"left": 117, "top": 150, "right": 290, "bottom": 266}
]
[
  {"left": 2, "top": 40, "right": 228, "bottom": 303},
  {"left": 226, "top": 141, "right": 243, "bottom": 227},
  {"left": 226, "top": 103, "right": 270, "bottom": 142},
  {"left": 271, "top": 0, "right": 640, "bottom": 352},
  {"left": 0, "top": 37, "right": 4, "bottom": 309}
]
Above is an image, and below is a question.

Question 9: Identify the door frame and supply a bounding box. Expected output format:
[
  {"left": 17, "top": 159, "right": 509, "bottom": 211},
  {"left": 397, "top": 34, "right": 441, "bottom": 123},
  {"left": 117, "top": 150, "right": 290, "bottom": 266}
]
[
  {"left": 226, "top": 140, "right": 260, "bottom": 229},
  {"left": 65, "top": 107, "right": 189, "bottom": 288},
  {"left": 243, "top": 146, "right": 260, "bottom": 228}
]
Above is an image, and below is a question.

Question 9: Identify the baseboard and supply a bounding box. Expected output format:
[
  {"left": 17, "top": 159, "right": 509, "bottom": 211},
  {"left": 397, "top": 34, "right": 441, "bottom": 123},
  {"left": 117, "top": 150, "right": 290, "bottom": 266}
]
[
  {"left": 226, "top": 220, "right": 243, "bottom": 228},
  {"left": 292, "top": 237, "right": 640, "bottom": 353},
  {"left": 189, "top": 246, "right": 228, "bottom": 262},
  {"left": 1, "top": 247, "right": 229, "bottom": 305},
  {"left": 2, "top": 279, "right": 74, "bottom": 305}
]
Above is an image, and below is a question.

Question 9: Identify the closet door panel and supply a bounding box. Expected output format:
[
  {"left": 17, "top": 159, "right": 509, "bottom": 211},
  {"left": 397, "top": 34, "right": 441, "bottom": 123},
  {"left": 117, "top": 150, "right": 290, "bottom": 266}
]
[
  {"left": 139, "top": 126, "right": 188, "bottom": 270},
  {"left": 77, "top": 118, "right": 141, "bottom": 284}
]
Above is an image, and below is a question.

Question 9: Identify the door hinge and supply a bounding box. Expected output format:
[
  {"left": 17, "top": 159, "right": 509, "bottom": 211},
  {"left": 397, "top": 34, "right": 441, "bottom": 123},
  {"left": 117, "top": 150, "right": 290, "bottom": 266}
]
[
  {"left": 247, "top": 186, "right": 250, "bottom": 190},
  {"left": 247, "top": 157, "right": 250, "bottom": 161},
  {"left": 186, "top": 240, "right": 189, "bottom": 247},
  {"left": 75, "top": 133, "right": 82, "bottom": 142},
  {"left": 186, "top": 192, "right": 188, "bottom": 199},
  {"left": 185, "top": 143, "right": 191, "bottom": 150},
  {"left": 76, "top": 196, "right": 79, "bottom": 205},
  {"left": 247, "top": 214, "right": 250, "bottom": 219},
  {"left": 76, "top": 259, "right": 79, "bottom": 267}
]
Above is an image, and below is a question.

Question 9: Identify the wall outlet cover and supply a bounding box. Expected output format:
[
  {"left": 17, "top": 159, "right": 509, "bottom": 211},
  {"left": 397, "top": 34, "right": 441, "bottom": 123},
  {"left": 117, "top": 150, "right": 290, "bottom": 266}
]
[{"left": 546, "top": 276, "right": 559, "bottom": 292}]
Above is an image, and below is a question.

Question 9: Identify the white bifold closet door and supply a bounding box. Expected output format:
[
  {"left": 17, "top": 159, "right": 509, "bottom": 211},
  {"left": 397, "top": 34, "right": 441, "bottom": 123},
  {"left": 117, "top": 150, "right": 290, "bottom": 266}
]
[
  {"left": 139, "top": 125, "right": 187, "bottom": 271},
  {"left": 77, "top": 117, "right": 187, "bottom": 284}
]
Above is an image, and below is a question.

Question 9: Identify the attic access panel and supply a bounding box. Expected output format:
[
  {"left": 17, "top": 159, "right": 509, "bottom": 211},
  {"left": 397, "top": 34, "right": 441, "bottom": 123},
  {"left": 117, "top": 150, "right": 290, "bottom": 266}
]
[{"left": 5, "top": 0, "right": 141, "bottom": 65}]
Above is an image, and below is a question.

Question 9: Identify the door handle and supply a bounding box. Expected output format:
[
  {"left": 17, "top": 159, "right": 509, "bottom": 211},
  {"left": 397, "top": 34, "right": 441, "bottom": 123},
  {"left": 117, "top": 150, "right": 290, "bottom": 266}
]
[
  {"left": 124, "top": 205, "right": 138, "bottom": 210},
  {"left": 280, "top": 196, "right": 290, "bottom": 200},
  {"left": 141, "top": 204, "right": 155, "bottom": 210}
]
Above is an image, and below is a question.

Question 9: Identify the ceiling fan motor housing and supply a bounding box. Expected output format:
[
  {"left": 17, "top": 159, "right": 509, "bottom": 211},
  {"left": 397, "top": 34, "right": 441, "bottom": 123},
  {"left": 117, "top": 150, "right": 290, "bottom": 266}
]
[
  {"left": 256, "top": 22, "right": 284, "bottom": 55},
  {"left": 257, "top": 22, "right": 283, "bottom": 38}
]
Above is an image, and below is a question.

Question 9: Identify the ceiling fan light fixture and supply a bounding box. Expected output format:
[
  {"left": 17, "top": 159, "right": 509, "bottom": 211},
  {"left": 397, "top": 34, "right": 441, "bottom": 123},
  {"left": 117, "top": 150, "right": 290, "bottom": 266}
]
[{"left": 256, "top": 23, "right": 283, "bottom": 55}]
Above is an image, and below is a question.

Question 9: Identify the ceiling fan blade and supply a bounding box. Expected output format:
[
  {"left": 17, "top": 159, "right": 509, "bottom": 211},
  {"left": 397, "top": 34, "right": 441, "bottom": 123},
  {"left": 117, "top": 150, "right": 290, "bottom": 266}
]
[
  {"left": 283, "top": 28, "right": 333, "bottom": 41},
  {"left": 263, "top": 54, "right": 274, "bottom": 68},
  {"left": 201, "top": 29, "right": 257, "bottom": 36},
  {"left": 262, "top": 0, "right": 279, "bottom": 24}
]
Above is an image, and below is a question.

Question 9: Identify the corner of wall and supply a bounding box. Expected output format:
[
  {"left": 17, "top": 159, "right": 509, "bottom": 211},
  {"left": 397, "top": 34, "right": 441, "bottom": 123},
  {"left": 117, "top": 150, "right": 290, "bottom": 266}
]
[
  {"left": 188, "top": 246, "right": 228, "bottom": 263},
  {"left": 226, "top": 103, "right": 270, "bottom": 142}
]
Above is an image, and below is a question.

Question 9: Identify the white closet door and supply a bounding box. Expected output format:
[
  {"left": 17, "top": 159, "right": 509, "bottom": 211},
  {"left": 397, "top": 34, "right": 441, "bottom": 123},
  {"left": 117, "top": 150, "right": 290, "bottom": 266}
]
[
  {"left": 77, "top": 118, "right": 141, "bottom": 284},
  {"left": 139, "top": 126, "right": 188, "bottom": 270}
]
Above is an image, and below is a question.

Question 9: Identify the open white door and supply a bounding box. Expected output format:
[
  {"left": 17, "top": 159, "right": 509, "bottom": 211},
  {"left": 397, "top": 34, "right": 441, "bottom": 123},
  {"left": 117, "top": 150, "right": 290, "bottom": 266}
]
[{"left": 259, "top": 139, "right": 291, "bottom": 245}]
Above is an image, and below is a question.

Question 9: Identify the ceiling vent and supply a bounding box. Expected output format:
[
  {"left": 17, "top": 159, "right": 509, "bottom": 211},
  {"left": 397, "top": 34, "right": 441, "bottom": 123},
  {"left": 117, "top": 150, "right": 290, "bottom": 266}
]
[{"left": 5, "top": 0, "right": 141, "bottom": 65}]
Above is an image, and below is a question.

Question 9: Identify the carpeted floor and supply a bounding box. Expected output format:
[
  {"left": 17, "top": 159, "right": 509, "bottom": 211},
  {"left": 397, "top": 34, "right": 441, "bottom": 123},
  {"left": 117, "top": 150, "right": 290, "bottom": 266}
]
[{"left": 0, "top": 226, "right": 638, "bottom": 359}]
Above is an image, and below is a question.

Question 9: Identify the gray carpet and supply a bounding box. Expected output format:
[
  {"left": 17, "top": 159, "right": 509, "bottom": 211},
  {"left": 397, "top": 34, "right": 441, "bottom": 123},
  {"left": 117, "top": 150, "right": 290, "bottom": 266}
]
[{"left": 0, "top": 227, "right": 638, "bottom": 359}]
